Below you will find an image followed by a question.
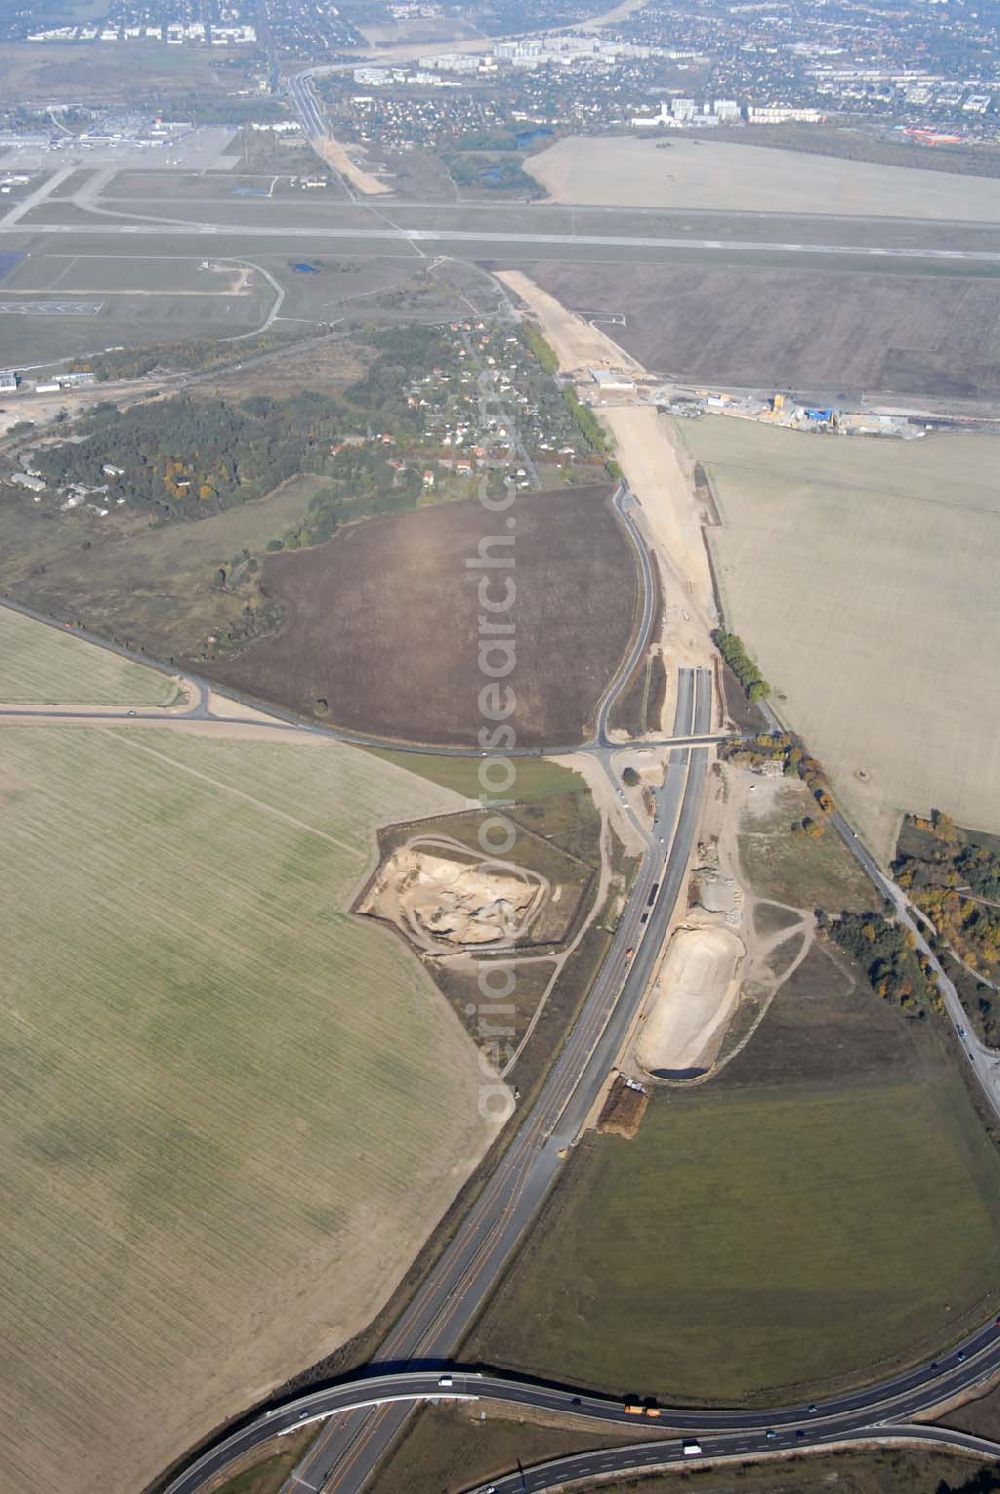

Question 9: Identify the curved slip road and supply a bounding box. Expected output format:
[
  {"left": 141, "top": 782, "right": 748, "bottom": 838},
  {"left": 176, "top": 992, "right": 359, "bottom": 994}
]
[
  {"left": 159, "top": 1314, "right": 1000, "bottom": 1494},
  {"left": 594, "top": 486, "right": 659, "bottom": 748},
  {"left": 473, "top": 1424, "right": 1000, "bottom": 1493}
]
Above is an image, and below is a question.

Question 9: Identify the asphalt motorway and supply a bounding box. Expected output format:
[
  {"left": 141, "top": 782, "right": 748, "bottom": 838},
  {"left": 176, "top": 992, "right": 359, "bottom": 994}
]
[
  {"left": 23, "top": 563, "right": 1000, "bottom": 1492},
  {"left": 158, "top": 1313, "right": 1000, "bottom": 1494},
  {"left": 260, "top": 667, "right": 710, "bottom": 1494},
  {"left": 476, "top": 1424, "right": 1000, "bottom": 1493}
]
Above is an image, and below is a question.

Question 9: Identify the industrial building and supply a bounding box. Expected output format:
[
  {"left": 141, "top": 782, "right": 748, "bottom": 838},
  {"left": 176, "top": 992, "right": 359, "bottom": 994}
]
[{"left": 590, "top": 368, "right": 637, "bottom": 397}]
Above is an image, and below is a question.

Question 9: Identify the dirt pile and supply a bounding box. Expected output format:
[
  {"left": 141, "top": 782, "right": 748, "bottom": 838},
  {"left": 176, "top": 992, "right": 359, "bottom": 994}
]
[
  {"left": 597, "top": 1075, "right": 648, "bottom": 1138},
  {"left": 360, "top": 837, "right": 549, "bottom": 952},
  {"left": 695, "top": 873, "right": 744, "bottom": 926},
  {"left": 637, "top": 925, "right": 744, "bottom": 1077}
]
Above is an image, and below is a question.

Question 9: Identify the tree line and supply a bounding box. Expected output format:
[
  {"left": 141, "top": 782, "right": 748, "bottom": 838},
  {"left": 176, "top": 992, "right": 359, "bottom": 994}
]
[
  {"left": 69, "top": 329, "right": 298, "bottom": 383},
  {"left": 712, "top": 627, "right": 770, "bottom": 703},
  {"left": 521, "top": 322, "right": 558, "bottom": 376},
  {"left": 561, "top": 388, "right": 621, "bottom": 478},
  {"left": 719, "top": 731, "right": 836, "bottom": 824}
]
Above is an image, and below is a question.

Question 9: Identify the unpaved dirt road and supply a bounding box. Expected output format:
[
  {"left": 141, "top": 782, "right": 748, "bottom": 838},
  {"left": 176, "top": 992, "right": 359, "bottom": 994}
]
[
  {"left": 497, "top": 270, "right": 717, "bottom": 645},
  {"left": 314, "top": 134, "right": 390, "bottom": 196},
  {"left": 601, "top": 405, "right": 716, "bottom": 623},
  {"left": 497, "top": 270, "right": 643, "bottom": 373}
]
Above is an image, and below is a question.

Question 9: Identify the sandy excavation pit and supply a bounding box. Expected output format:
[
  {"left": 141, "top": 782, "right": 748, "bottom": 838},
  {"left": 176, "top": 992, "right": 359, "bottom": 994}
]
[
  {"left": 637, "top": 925, "right": 745, "bottom": 1077},
  {"left": 359, "top": 836, "right": 555, "bottom": 953}
]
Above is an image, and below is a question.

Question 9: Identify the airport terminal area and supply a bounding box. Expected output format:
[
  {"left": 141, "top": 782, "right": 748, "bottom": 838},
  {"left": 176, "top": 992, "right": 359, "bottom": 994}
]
[{"left": 0, "top": 119, "right": 239, "bottom": 173}]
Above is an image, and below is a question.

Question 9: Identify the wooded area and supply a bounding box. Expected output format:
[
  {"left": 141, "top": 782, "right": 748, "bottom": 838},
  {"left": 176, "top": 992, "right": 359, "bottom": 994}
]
[{"left": 895, "top": 814, "right": 1000, "bottom": 981}]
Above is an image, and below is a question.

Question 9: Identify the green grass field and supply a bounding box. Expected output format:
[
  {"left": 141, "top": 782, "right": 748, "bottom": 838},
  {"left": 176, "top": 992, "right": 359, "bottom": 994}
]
[
  {"left": 0, "top": 606, "right": 178, "bottom": 705},
  {"left": 469, "top": 941, "right": 1000, "bottom": 1405},
  {"left": 0, "top": 725, "right": 500, "bottom": 1494},
  {"left": 370, "top": 1405, "right": 631, "bottom": 1494},
  {"left": 470, "top": 1077, "right": 1000, "bottom": 1403},
  {"left": 0, "top": 245, "right": 270, "bottom": 365},
  {"left": 367, "top": 749, "right": 585, "bottom": 802},
  {"left": 211, "top": 1429, "right": 316, "bottom": 1494}
]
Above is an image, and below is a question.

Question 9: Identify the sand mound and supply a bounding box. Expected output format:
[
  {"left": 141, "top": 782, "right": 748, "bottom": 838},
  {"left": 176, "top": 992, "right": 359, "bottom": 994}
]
[{"left": 637, "top": 925, "right": 744, "bottom": 1076}]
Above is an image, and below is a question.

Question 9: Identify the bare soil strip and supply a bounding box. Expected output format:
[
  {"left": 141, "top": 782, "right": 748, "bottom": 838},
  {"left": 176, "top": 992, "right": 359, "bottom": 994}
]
[
  {"left": 314, "top": 135, "right": 391, "bottom": 197},
  {"left": 601, "top": 405, "right": 717, "bottom": 624},
  {"left": 497, "top": 269, "right": 642, "bottom": 374}
]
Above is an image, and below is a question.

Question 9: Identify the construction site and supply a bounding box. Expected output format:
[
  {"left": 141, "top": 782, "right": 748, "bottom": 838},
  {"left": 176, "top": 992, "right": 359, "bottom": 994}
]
[{"left": 651, "top": 385, "right": 927, "bottom": 438}]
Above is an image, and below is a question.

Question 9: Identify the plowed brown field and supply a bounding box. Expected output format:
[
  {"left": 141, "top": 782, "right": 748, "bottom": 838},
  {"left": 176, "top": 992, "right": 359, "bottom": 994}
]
[
  {"left": 527, "top": 262, "right": 1000, "bottom": 403},
  {"left": 210, "top": 485, "right": 639, "bottom": 747}
]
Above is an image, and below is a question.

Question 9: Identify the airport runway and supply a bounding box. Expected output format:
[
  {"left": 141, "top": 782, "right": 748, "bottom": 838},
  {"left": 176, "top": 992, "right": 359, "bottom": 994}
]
[
  {"left": 7, "top": 185, "right": 1000, "bottom": 280},
  {"left": 6, "top": 218, "right": 1000, "bottom": 276}
]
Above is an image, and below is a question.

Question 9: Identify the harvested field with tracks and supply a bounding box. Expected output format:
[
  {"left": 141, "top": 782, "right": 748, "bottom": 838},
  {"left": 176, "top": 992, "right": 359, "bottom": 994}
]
[
  {"left": 211, "top": 485, "right": 639, "bottom": 746},
  {"left": 0, "top": 607, "right": 178, "bottom": 705},
  {"left": 0, "top": 721, "right": 502, "bottom": 1494},
  {"left": 678, "top": 418, "right": 1000, "bottom": 861}
]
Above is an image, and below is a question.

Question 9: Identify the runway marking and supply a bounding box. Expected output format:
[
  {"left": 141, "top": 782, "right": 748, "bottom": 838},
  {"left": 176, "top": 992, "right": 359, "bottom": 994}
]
[{"left": 0, "top": 299, "right": 103, "bottom": 315}]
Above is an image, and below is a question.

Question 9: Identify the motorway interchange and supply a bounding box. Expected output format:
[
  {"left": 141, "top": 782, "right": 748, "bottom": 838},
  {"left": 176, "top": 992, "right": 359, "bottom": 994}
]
[
  {"left": 1, "top": 53, "right": 998, "bottom": 1494},
  {"left": 5, "top": 533, "right": 997, "bottom": 1493},
  {"left": 158, "top": 650, "right": 1000, "bottom": 1494},
  {"left": 4, "top": 154, "right": 998, "bottom": 1484},
  {"left": 163, "top": 1335, "right": 1000, "bottom": 1492},
  {"left": 4, "top": 518, "right": 998, "bottom": 1494}
]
